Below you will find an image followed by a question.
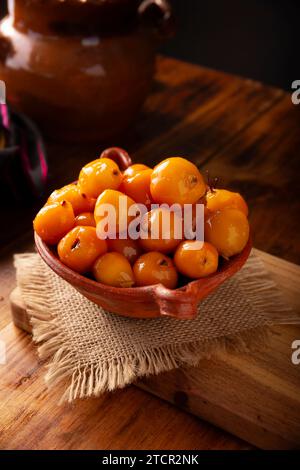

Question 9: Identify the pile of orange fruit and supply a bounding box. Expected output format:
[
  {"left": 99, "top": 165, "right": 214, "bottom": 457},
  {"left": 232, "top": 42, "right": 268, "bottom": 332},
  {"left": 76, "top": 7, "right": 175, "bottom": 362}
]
[{"left": 34, "top": 154, "right": 250, "bottom": 289}]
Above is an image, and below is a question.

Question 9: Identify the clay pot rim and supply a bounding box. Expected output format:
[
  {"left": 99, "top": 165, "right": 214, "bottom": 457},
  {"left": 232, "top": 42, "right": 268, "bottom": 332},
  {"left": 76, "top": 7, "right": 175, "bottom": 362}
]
[{"left": 9, "top": 0, "right": 174, "bottom": 38}]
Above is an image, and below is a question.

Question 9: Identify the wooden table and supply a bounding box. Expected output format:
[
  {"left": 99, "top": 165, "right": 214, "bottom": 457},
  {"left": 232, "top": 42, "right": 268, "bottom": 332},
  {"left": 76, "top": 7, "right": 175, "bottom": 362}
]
[{"left": 0, "top": 56, "right": 299, "bottom": 450}]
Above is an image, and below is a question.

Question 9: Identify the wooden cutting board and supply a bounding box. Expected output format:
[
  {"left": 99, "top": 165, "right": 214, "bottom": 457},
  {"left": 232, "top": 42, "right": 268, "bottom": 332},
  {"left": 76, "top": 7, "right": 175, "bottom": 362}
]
[{"left": 10, "top": 249, "right": 300, "bottom": 449}]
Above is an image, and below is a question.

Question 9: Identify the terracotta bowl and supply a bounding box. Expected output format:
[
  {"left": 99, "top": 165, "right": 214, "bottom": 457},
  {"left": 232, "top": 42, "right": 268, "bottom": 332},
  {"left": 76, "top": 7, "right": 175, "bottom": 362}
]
[{"left": 34, "top": 148, "right": 252, "bottom": 320}]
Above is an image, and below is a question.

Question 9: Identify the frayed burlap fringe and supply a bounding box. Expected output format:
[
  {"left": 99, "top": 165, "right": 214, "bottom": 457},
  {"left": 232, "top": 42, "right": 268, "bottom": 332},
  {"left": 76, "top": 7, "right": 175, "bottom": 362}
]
[
  {"left": 14, "top": 252, "right": 299, "bottom": 403},
  {"left": 31, "top": 317, "right": 270, "bottom": 403}
]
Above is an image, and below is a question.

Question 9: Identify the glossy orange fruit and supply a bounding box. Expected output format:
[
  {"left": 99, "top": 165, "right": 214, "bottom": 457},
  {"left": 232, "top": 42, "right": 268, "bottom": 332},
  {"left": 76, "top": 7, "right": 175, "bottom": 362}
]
[
  {"left": 120, "top": 168, "right": 153, "bottom": 206},
  {"left": 57, "top": 226, "right": 107, "bottom": 273},
  {"left": 123, "top": 163, "right": 151, "bottom": 178},
  {"left": 47, "top": 183, "right": 96, "bottom": 215},
  {"left": 75, "top": 212, "right": 96, "bottom": 227},
  {"left": 205, "top": 208, "right": 250, "bottom": 258},
  {"left": 174, "top": 240, "right": 218, "bottom": 278},
  {"left": 133, "top": 252, "right": 178, "bottom": 289},
  {"left": 33, "top": 201, "right": 75, "bottom": 245},
  {"left": 93, "top": 252, "right": 135, "bottom": 287},
  {"left": 182, "top": 202, "right": 208, "bottom": 240},
  {"left": 150, "top": 157, "right": 206, "bottom": 205},
  {"left": 107, "top": 237, "right": 142, "bottom": 264},
  {"left": 78, "top": 158, "right": 122, "bottom": 199},
  {"left": 94, "top": 189, "right": 137, "bottom": 238},
  {"left": 206, "top": 189, "right": 248, "bottom": 216},
  {"left": 139, "top": 207, "right": 183, "bottom": 254}
]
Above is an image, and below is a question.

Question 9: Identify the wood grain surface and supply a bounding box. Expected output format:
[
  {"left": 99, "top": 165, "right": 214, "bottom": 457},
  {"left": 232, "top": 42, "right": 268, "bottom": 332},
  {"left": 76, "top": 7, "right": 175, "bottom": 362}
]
[
  {"left": 0, "top": 56, "right": 299, "bottom": 450},
  {"left": 9, "top": 249, "right": 300, "bottom": 449},
  {"left": 139, "top": 250, "right": 300, "bottom": 450}
]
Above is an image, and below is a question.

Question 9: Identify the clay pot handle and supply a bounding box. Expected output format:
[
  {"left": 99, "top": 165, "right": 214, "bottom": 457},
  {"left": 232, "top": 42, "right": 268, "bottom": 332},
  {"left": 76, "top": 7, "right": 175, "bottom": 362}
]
[
  {"left": 154, "top": 285, "right": 198, "bottom": 320},
  {"left": 138, "top": 0, "right": 175, "bottom": 39},
  {"left": 100, "top": 147, "right": 132, "bottom": 171}
]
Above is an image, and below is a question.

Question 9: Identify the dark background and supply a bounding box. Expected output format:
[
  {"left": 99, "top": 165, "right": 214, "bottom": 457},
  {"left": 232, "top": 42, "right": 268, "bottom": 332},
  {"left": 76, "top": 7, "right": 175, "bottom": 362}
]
[
  {"left": 161, "top": 0, "right": 299, "bottom": 90},
  {"left": 0, "top": 0, "right": 298, "bottom": 90}
]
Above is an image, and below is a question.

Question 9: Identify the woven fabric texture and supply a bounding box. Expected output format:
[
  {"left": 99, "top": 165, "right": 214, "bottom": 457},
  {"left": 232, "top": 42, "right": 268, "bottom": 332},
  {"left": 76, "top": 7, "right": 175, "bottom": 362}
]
[{"left": 15, "top": 252, "right": 298, "bottom": 402}]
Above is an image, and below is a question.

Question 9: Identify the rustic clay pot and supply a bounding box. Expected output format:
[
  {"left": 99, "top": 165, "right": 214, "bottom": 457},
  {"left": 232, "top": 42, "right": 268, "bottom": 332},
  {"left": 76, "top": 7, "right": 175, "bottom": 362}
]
[
  {"left": 0, "top": 0, "right": 173, "bottom": 142},
  {"left": 34, "top": 147, "right": 252, "bottom": 320}
]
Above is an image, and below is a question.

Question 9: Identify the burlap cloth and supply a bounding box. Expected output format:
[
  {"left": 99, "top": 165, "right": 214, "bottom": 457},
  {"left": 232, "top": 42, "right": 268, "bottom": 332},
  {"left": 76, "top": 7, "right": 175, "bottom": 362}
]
[{"left": 14, "top": 251, "right": 299, "bottom": 403}]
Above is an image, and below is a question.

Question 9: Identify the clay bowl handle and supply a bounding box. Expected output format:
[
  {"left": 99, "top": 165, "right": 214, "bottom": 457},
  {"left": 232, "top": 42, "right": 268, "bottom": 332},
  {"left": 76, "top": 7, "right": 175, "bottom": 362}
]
[
  {"left": 153, "top": 237, "right": 252, "bottom": 320},
  {"left": 100, "top": 147, "right": 132, "bottom": 171},
  {"left": 154, "top": 284, "right": 199, "bottom": 320},
  {"left": 138, "top": 0, "right": 175, "bottom": 39}
]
